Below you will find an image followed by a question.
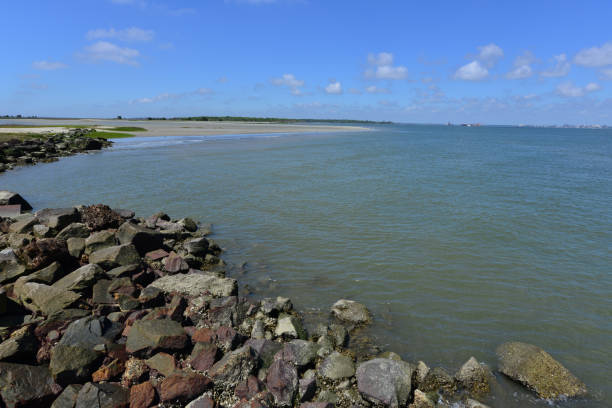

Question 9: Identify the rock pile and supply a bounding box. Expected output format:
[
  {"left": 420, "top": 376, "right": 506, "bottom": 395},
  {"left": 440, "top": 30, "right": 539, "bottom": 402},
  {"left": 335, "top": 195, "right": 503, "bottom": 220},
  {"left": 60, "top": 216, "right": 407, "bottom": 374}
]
[
  {"left": 0, "top": 128, "right": 111, "bottom": 173},
  {"left": 0, "top": 193, "right": 589, "bottom": 407}
]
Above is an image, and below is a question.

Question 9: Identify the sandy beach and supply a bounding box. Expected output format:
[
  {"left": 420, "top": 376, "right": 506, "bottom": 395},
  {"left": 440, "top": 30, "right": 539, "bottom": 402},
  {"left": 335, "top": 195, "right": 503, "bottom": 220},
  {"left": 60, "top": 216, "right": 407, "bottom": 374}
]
[{"left": 0, "top": 118, "right": 369, "bottom": 137}]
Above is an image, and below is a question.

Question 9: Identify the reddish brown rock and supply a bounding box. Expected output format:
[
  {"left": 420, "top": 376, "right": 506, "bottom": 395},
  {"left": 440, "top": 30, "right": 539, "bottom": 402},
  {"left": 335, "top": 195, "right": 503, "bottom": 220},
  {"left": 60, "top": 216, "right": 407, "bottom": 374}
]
[
  {"left": 92, "top": 359, "right": 125, "bottom": 382},
  {"left": 158, "top": 372, "right": 212, "bottom": 402},
  {"left": 190, "top": 343, "right": 220, "bottom": 371},
  {"left": 145, "top": 249, "right": 169, "bottom": 261},
  {"left": 266, "top": 359, "right": 298, "bottom": 407},
  {"left": 192, "top": 328, "right": 216, "bottom": 343},
  {"left": 129, "top": 381, "right": 156, "bottom": 408},
  {"left": 163, "top": 252, "right": 189, "bottom": 273},
  {"left": 187, "top": 394, "right": 215, "bottom": 408},
  {"left": 216, "top": 326, "right": 243, "bottom": 351},
  {"left": 20, "top": 238, "right": 71, "bottom": 270}
]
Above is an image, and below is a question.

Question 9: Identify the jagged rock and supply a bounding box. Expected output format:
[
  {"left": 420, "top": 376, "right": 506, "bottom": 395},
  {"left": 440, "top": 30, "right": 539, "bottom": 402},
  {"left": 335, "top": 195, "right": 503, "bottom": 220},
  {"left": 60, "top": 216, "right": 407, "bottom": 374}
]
[
  {"left": 299, "top": 377, "right": 316, "bottom": 402},
  {"left": 420, "top": 367, "right": 456, "bottom": 393},
  {"left": 318, "top": 351, "right": 355, "bottom": 380},
  {"left": 56, "top": 223, "right": 89, "bottom": 240},
  {"left": 184, "top": 237, "right": 208, "bottom": 256},
  {"left": 13, "top": 281, "right": 81, "bottom": 315},
  {"left": 266, "top": 359, "right": 298, "bottom": 407},
  {"left": 190, "top": 342, "right": 219, "bottom": 371},
  {"left": 50, "top": 344, "right": 101, "bottom": 385},
  {"left": 80, "top": 204, "right": 123, "bottom": 231},
  {"left": 0, "top": 191, "right": 32, "bottom": 210},
  {"left": 59, "top": 316, "right": 121, "bottom": 349},
  {"left": 117, "top": 222, "right": 163, "bottom": 255},
  {"left": 33, "top": 224, "right": 52, "bottom": 238},
  {"left": 145, "top": 352, "right": 177, "bottom": 377},
  {"left": 20, "top": 238, "right": 71, "bottom": 271},
  {"left": 74, "top": 382, "right": 129, "bottom": 408},
  {"left": 355, "top": 358, "right": 413, "bottom": 407},
  {"left": 148, "top": 272, "right": 237, "bottom": 298},
  {"left": 246, "top": 338, "right": 283, "bottom": 369},
  {"left": 35, "top": 208, "right": 79, "bottom": 231},
  {"left": 456, "top": 357, "right": 492, "bottom": 396},
  {"left": 496, "top": 341, "right": 587, "bottom": 399},
  {"left": 408, "top": 389, "right": 434, "bottom": 408},
  {"left": 129, "top": 381, "right": 156, "bottom": 408},
  {"left": 300, "top": 403, "right": 333, "bottom": 408},
  {"left": 8, "top": 215, "right": 37, "bottom": 234},
  {"left": 275, "top": 314, "right": 307, "bottom": 339},
  {"left": 52, "top": 263, "right": 105, "bottom": 292},
  {"left": 0, "top": 362, "right": 61, "bottom": 407},
  {"left": 28, "top": 261, "right": 64, "bottom": 284},
  {"left": 274, "top": 339, "right": 320, "bottom": 368},
  {"left": 122, "top": 358, "right": 149, "bottom": 387},
  {"left": 0, "top": 248, "right": 27, "bottom": 284},
  {"left": 89, "top": 244, "right": 140, "bottom": 269},
  {"left": 66, "top": 237, "right": 85, "bottom": 258},
  {"left": 331, "top": 299, "right": 371, "bottom": 325},
  {"left": 84, "top": 230, "right": 116, "bottom": 254},
  {"left": 0, "top": 325, "right": 37, "bottom": 362},
  {"left": 178, "top": 218, "right": 198, "bottom": 232},
  {"left": 465, "top": 398, "right": 491, "bottom": 408},
  {"left": 92, "top": 358, "right": 124, "bottom": 382},
  {"left": 415, "top": 361, "right": 430, "bottom": 387},
  {"left": 158, "top": 371, "right": 212, "bottom": 402},
  {"left": 163, "top": 252, "right": 189, "bottom": 273},
  {"left": 186, "top": 394, "right": 215, "bottom": 408},
  {"left": 126, "top": 319, "right": 187, "bottom": 354},
  {"left": 209, "top": 345, "right": 258, "bottom": 386},
  {"left": 235, "top": 375, "right": 264, "bottom": 400},
  {"left": 261, "top": 297, "right": 293, "bottom": 316},
  {"left": 51, "top": 384, "right": 82, "bottom": 408}
]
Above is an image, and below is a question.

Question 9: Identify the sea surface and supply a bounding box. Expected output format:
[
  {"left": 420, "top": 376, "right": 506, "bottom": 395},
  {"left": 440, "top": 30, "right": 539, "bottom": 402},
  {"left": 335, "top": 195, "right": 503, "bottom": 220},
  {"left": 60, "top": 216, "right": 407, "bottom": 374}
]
[{"left": 1, "top": 124, "right": 611, "bottom": 407}]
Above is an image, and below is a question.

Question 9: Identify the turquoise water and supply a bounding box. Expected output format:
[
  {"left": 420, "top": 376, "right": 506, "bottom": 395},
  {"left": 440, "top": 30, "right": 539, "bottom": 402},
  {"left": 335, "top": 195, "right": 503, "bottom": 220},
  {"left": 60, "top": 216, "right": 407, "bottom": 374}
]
[{"left": 2, "top": 125, "right": 611, "bottom": 407}]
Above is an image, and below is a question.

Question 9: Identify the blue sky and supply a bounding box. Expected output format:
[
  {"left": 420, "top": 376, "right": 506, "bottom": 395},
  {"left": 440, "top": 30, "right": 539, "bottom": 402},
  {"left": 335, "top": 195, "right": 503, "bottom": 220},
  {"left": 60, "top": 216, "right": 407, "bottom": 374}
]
[{"left": 3, "top": 0, "right": 612, "bottom": 125}]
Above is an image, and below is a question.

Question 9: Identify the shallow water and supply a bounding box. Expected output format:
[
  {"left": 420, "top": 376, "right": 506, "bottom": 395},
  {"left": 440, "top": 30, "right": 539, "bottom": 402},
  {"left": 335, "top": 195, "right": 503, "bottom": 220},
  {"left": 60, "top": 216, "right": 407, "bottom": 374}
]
[{"left": 2, "top": 125, "right": 611, "bottom": 407}]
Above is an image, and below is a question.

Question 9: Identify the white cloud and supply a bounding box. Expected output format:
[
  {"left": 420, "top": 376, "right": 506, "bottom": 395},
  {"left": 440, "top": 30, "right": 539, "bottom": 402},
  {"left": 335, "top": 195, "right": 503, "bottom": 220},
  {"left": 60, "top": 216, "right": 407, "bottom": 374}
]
[
  {"left": 271, "top": 73, "right": 305, "bottom": 95},
  {"left": 541, "top": 54, "right": 571, "bottom": 77},
  {"left": 574, "top": 42, "right": 612, "bottom": 67},
  {"left": 82, "top": 41, "right": 140, "bottom": 65},
  {"left": 132, "top": 87, "right": 214, "bottom": 103},
  {"left": 556, "top": 81, "right": 601, "bottom": 97},
  {"left": 365, "top": 52, "right": 408, "bottom": 80},
  {"left": 325, "top": 81, "right": 342, "bottom": 94},
  {"left": 454, "top": 61, "right": 488, "bottom": 81},
  {"left": 477, "top": 43, "right": 504, "bottom": 68},
  {"left": 32, "top": 61, "right": 68, "bottom": 70},
  {"left": 365, "top": 85, "right": 390, "bottom": 94},
  {"left": 86, "top": 27, "right": 154, "bottom": 42},
  {"left": 507, "top": 52, "right": 535, "bottom": 79}
]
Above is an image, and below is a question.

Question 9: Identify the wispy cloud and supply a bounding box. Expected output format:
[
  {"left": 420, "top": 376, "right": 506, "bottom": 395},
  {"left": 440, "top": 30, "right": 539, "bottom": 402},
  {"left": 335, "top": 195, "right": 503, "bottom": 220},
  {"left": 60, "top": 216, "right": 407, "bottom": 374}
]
[
  {"left": 475, "top": 43, "right": 504, "bottom": 68},
  {"left": 541, "top": 54, "right": 571, "bottom": 77},
  {"left": 86, "top": 27, "right": 154, "bottom": 42},
  {"left": 32, "top": 61, "right": 68, "bottom": 70},
  {"left": 325, "top": 80, "right": 342, "bottom": 94},
  {"left": 556, "top": 81, "right": 601, "bottom": 97},
  {"left": 506, "top": 51, "right": 535, "bottom": 79},
  {"left": 132, "top": 87, "right": 213, "bottom": 103},
  {"left": 454, "top": 61, "right": 488, "bottom": 81},
  {"left": 574, "top": 42, "right": 612, "bottom": 67},
  {"left": 270, "top": 73, "right": 305, "bottom": 95},
  {"left": 365, "top": 52, "right": 408, "bottom": 80},
  {"left": 365, "top": 85, "right": 390, "bottom": 94},
  {"left": 81, "top": 41, "right": 140, "bottom": 65},
  {"left": 455, "top": 43, "right": 503, "bottom": 81}
]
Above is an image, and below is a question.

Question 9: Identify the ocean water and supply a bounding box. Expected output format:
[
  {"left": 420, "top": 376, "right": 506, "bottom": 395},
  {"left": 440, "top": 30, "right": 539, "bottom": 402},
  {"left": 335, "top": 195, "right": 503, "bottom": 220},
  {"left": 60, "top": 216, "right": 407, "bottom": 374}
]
[{"left": 1, "top": 124, "right": 610, "bottom": 407}]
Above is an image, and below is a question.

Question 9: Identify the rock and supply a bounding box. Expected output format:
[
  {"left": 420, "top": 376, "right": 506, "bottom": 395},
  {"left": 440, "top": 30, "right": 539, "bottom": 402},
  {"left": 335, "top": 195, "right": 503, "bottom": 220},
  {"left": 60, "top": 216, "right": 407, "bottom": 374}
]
[
  {"left": 122, "top": 357, "right": 148, "bottom": 387},
  {"left": 74, "top": 382, "right": 129, "bottom": 408},
  {"left": 84, "top": 230, "right": 116, "bottom": 254},
  {"left": 178, "top": 217, "right": 198, "bottom": 232},
  {"left": 92, "top": 359, "right": 124, "bottom": 382},
  {"left": 163, "top": 252, "right": 189, "bottom": 273},
  {"left": 186, "top": 394, "right": 215, "bottom": 408},
  {"left": 126, "top": 319, "right": 187, "bottom": 354},
  {"left": 318, "top": 351, "right": 355, "bottom": 380},
  {"left": 92, "top": 279, "right": 114, "bottom": 305},
  {"left": 209, "top": 345, "right": 258, "bottom": 386},
  {"left": 275, "top": 314, "right": 307, "bottom": 339},
  {"left": 184, "top": 237, "right": 208, "bottom": 256},
  {"left": 0, "top": 205, "right": 21, "bottom": 218},
  {"left": 275, "top": 339, "right": 320, "bottom": 368},
  {"left": 0, "top": 248, "right": 27, "bottom": 284},
  {"left": 117, "top": 222, "right": 163, "bottom": 255},
  {"left": 408, "top": 389, "right": 434, "bottom": 408},
  {"left": 0, "top": 362, "right": 61, "bottom": 407},
  {"left": 496, "top": 341, "right": 587, "bottom": 399},
  {"left": 0, "top": 325, "right": 38, "bottom": 362},
  {"left": 251, "top": 319, "right": 265, "bottom": 339},
  {"left": 299, "top": 377, "right": 316, "bottom": 402},
  {"left": 379, "top": 351, "right": 402, "bottom": 361},
  {"left": 300, "top": 403, "right": 333, "bottom": 408},
  {"left": 88, "top": 244, "right": 140, "bottom": 270},
  {"left": 356, "top": 358, "right": 413, "bottom": 407},
  {"left": 56, "top": 223, "right": 89, "bottom": 240},
  {"left": 20, "top": 238, "right": 71, "bottom": 271},
  {"left": 246, "top": 339, "right": 283, "bottom": 369},
  {"left": 59, "top": 316, "right": 121, "bottom": 351},
  {"left": 52, "top": 263, "right": 105, "bottom": 292},
  {"left": 456, "top": 357, "right": 492, "bottom": 396},
  {"left": 49, "top": 344, "right": 101, "bottom": 385},
  {"left": 0, "top": 191, "right": 32, "bottom": 210},
  {"left": 66, "top": 237, "right": 86, "bottom": 258},
  {"left": 331, "top": 299, "right": 371, "bottom": 325},
  {"left": 33, "top": 224, "right": 52, "bottom": 238},
  {"left": 35, "top": 208, "right": 79, "bottom": 231},
  {"left": 145, "top": 352, "right": 177, "bottom": 377},
  {"left": 106, "top": 263, "right": 140, "bottom": 279},
  {"left": 190, "top": 342, "right": 219, "bottom": 371},
  {"left": 129, "top": 381, "right": 156, "bottom": 408},
  {"left": 8, "top": 215, "right": 37, "bottom": 234},
  {"left": 80, "top": 204, "right": 123, "bottom": 231},
  {"left": 260, "top": 297, "right": 293, "bottom": 316},
  {"left": 158, "top": 371, "right": 212, "bottom": 402},
  {"left": 415, "top": 361, "right": 430, "bottom": 387},
  {"left": 465, "top": 398, "right": 491, "bottom": 408},
  {"left": 235, "top": 375, "right": 264, "bottom": 400},
  {"left": 13, "top": 281, "right": 81, "bottom": 315},
  {"left": 0, "top": 289, "right": 6, "bottom": 315},
  {"left": 28, "top": 261, "right": 64, "bottom": 284},
  {"left": 148, "top": 272, "right": 237, "bottom": 298},
  {"left": 420, "top": 367, "right": 456, "bottom": 393},
  {"left": 144, "top": 248, "right": 169, "bottom": 261},
  {"left": 51, "top": 384, "right": 82, "bottom": 408},
  {"left": 266, "top": 359, "right": 298, "bottom": 407}
]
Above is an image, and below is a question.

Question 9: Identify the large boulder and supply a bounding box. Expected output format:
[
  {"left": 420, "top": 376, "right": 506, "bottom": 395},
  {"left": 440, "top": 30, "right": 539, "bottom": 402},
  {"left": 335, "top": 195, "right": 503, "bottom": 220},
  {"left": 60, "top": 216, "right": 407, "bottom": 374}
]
[
  {"left": 275, "top": 314, "right": 307, "bottom": 339},
  {"left": 52, "top": 263, "right": 105, "bottom": 292},
  {"left": 0, "top": 191, "right": 32, "bottom": 210},
  {"left": 331, "top": 299, "right": 371, "bottom": 325},
  {"left": 266, "top": 359, "right": 298, "bottom": 407},
  {"left": 84, "top": 230, "right": 117, "bottom": 254},
  {"left": 8, "top": 215, "right": 37, "bottom": 234},
  {"left": 74, "top": 382, "right": 129, "bottom": 408},
  {"left": 0, "top": 362, "right": 61, "bottom": 407},
  {"left": 456, "top": 357, "right": 492, "bottom": 396},
  {"left": 49, "top": 344, "right": 101, "bottom": 385},
  {"left": 0, "top": 326, "right": 38, "bottom": 362},
  {"left": 245, "top": 339, "right": 283, "bottom": 369},
  {"left": 148, "top": 272, "right": 237, "bottom": 298},
  {"left": 0, "top": 248, "right": 27, "bottom": 284},
  {"left": 55, "top": 223, "right": 89, "bottom": 240},
  {"left": 117, "top": 222, "right": 163, "bottom": 255},
  {"left": 318, "top": 351, "right": 355, "bottom": 380},
  {"left": 59, "top": 316, "right": 122, "bottom": 349},
  {"left": 274, "top": 339, "right": 320, "bottom": 368},
  {"left": 13, "top": 281, "right": 81, "bottom": 315},
  {"left": 158, "top": 371, "right": 212, "bottom": 402},
  {"left": 209, "top": 345, "right": 259, "bottom": 386},
  {"left": 35, "top": 208, "right": 80, "bottom": 231},
  {"left": 496, "top": 342, "right": 587, "bottom": 399},
  {"left": 356, "top": 358, "right": 413, "bottom": 407},
  {"left": 88, "top": 244, "right": 140, "bottom": 269},
  {"left": 20, "top": 238, "right": 72, "bottom": 271},
  {"left": 126, "top": 319, "right": 188, "bottom": 354}
]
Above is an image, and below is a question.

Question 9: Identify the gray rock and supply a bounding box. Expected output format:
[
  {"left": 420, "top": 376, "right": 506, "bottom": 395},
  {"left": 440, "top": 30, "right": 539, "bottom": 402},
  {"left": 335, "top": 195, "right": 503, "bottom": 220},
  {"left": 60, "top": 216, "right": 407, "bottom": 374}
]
[
  {"left": 33, "top": 224, "right": 52, "bottom": 238},
  {"left": 88, "top": 244, "right": 140, "bottom": 269},
  {"left": 209, "top": 345, "right": 258, "bottom": 386},
  {"left": 0, "top": 248, "right": 27, "bottom": 284},
  {"left": 275, "top": 339, "right": 320, "bottom": 368},
  {"left": 456, "top": 357, "right": 492, "bottom": 396},
  {"left": 318, "top": 351, "right": 355, "bottom": 380},
  {"left": 261, "top": 296, "right": 293, "bottom": 316},
  {"left": 53, "top": 264, "right": 105, "bottom": 292},
  {"left": 66, "top": 237, "right": 86, "bottom": 258},
  {"left": 275, "top": 314, "right": 307, "bottom": 339},
  {"left": 415, "top": 360, "right": 430, "bottom": 387},
  {"left": 35, "top": 207, "right": 79, "bottom": 230},
  {"left": 251, "top": 319, "right": 265, "bottom": 339},
  {"left": 59, "top": 316, "right": 121, "bottom": 349},
  {"left": 51, "top": 384, "right": 83, "bottom": 408},
  {"left": 74, "top": 382, "right": 129, "bottom": 408},
  {"left": 465, "top": 399, "right": 491, "bottom": 408},
  {"left": 8, "top": 214, "right": 37, "bottom": 234},
  {"left": 266, "top": 359, "right": 298, "bottom": 407},
  {"left": 178, "top": 217, "right": 198, "bottom": 232},
  {"left": 420, "top": 367, "right": 456, "bottom": 393},
  {"left": 50, "top": 344, "right": 100, "bottom": 385},
  {"left": 27, "top": 261, "right": 64, "bottom": 284},
  {"left": 0, "top": 325, "right": 37, "bottom": 362},
  {"left": 56, "top": 223, "right": 89, "bottom": 240},
  {"left": 184, "top": 237, "right": 209, "bottom": 256},
  {"left": 13, "top": 281, "right": 81, "bottom": 315},
  {"left": 84, "top": 230, "right": 116, "bottom": 254},
  {"left": 246, "top": 338, "right": 283, "bottom": 369},
  {"left": 331, "top": 299, "right": 371, "bottom": 325},
  {"left": 126, "top": 319, "right": 187, "bottom": 354},
  {"left": 496, "top": 341, "right": 587, "bottom": 400},
  {"left": 0, "top": 362, "right": 60, "bottom": 407},
  {"left": 117, "top": 221, "right": 163, "bottom": 255},
  {"left": 356, "top": 358, "right": 413, "bottom": 407},
  {"left": 299, "top": 377, "right": 317, "bottom": 402},
  {"left": 408, "top": 389, "right": 434, "bottom": 408},
  {"left": 0, "top": 191, "right": 32, "bottom": 210},
  {"left": 148, "top": 272, "right": 237, "bottom": 298}
]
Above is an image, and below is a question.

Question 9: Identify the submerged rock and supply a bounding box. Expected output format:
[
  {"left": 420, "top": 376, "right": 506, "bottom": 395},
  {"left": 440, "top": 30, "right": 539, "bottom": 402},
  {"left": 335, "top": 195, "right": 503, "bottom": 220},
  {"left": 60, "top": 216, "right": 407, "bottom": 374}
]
[
  {"left": 456, "top": 356, "right": 492, "bottom": 396},
  {"left": 496, "top": 341, "right": 587, "bottom": 400}
]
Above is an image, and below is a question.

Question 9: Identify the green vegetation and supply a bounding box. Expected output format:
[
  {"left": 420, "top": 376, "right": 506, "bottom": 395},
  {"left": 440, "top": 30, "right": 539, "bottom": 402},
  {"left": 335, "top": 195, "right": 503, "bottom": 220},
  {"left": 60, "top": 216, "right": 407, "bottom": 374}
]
[
  {"left": 87, "top": 131, "right": 133, "bottom": 139},
  {"left": 105, "top": 126, "right": 147, "bottom": 132},
  {"left": 0, "top": 133, "right": 45, "bottom": 142}
]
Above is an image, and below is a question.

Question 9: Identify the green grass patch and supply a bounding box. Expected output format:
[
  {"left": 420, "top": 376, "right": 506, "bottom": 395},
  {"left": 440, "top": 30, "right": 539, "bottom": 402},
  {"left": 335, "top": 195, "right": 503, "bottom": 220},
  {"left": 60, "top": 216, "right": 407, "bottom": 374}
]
[
  {"left": 106, "top": 126, "right": 146, "bottom": 132},
  {"left": 87, "top": 131, "right": 134, "bottom": 139}
]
